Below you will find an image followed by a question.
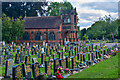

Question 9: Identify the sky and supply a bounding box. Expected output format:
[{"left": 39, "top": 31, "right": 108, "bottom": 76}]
[{"left": 50, "top": 0, "right": 119, "bottom": 30}]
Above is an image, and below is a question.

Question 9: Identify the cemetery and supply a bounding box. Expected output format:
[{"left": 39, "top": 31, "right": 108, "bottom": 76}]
[
  {"left": 0, "top": 1, "right": 120, "bottom": 80},
  {"left": 0, "top": 42, "right": 119, "bottom": 79}
]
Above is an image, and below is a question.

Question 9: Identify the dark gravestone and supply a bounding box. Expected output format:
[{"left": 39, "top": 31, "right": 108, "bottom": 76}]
[
  {"left": 32, "top": 58, "right": 38, "bottom": 63},
  {"left": 20, "top": 51, "right": 25, "bottom": 63},
  {"left": 95, "top": 50, "right": 98, "bottom": 59},
  {"left": 38, "top": 51, "right": 41, "bottom": 58},
  {"left": 77, "top": 53, "right": 80, "bottom": 60},
  {"left": 75, "top": 47, "right": 77, "bottom": 56},
  {"left": 22, "top": 64, "right": 31, "bottom": 79},
  {"left": 58, "top": 52, "right": 61, "bottom": 59},
  {"left": 45, "top": 61, "right": 52, "bottom": 78},
  {"left": 80, "top": 53, "right": 83, "bottom": 62},
  {"left": 15, "top": 53, "right": 20, "bottom": 64},
  {"left": 91, "top": 52, "right": 94, "bottom": 61},
  {"left": 41, "top": 52, "right": 46, "bottom": 64},
  {"left": 83, "top": 54, "right": 86, "bottom": 62},
  {"left": 54, "top": 58, "right": 59, "bottom": 73},
  {"left": 91, "top": 44, "right": 93, "bottom": 51},
  {"left": 50, "top": 48, "right": 53, "bottom": 55},
  {"left": 88, "top": 53, "right": 91, "bottom": 61},
  {"left": 59, "top": 59, "right": 65, "bottom": 69},
  {"left": 103, "top": 49, "right": 106, "bottom": 55},
  {"left": 95, "top": 45, "right": 97, "bottom": 50},
  {"left": 32, "top": 63, "right": 41, "bottom": 79},
  {"left": 5, "top": 59, "right": 14, "bottom": 78},
  {"left": 66, "top": 56, "right": 70, "bottom": 68},
  {"left": 25, "top": 55, "right": 30, "bottom": 64},
  {"left": 12, "top": 65, "right": 23, "bottom": 80},
  {"left": 17, "top": 49, "right": 20, "bottom": 54},
  {"left": 72, "top": 56, "right": 75, "bottom": 69},
  {"left": 46, "top": 48, "right": 48, "bottom": 56},
  {"left": 53, "top": 54, "right": 55, "bottom": 60},
  {"left": 69, "top": 50, "right": 72, "bottom": 57}
]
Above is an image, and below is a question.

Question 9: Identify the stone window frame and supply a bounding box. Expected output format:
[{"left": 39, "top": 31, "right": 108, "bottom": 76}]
[
  {"left": 35, "top": 31, "right": 43, "bottom": 40},
  {"left": 22, "top": 31, "right": 30, "bottom": 40},
  {"left": 48, "top": 31, "right": 56, "bottom": 40}
]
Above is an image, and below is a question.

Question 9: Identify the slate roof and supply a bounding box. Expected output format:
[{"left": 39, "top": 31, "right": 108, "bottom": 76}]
[{"left": 24, "top": 16, "right": 61, "bottom": 29}]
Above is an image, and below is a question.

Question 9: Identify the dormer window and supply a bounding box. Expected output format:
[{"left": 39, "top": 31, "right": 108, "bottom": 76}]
[{"left": 63, "top": 17, "right": 71, "bottom": 23}]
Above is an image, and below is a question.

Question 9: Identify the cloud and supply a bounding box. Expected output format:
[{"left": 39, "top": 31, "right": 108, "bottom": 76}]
[{"left": 81, "top": 2, "right": 118, "bottom": 13}]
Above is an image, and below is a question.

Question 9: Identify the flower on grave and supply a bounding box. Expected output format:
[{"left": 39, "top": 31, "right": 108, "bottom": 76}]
[
  {"left": 50, "top": 59, "right": 53, "bottom": 61},
  {"left": 108, "top": 53, "right": 111, "bottom": 55},
  {"left": 57, "top": 51, "right": 61, "bottom": 53},
  {"left": 82, "top": 61, "right": 84, "bottom": 64},
  {"left": 56, "top": 70, "right": 64, "bottom": 79},
  {"left": 64, "top": 57, "right": 66, "bottom": 59},
  {"left": 33, "top": 46, "right": 35, "bottom": 48},
  {"left": 65, "top": 68, "right": 70, "bottom": 73},
  {"left": 99, "top": 54, "right": 102, "bottom": 57}
]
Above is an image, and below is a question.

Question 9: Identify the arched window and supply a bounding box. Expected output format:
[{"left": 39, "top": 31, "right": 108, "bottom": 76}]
[
  {"left": 48, "top": 32, "right": 56, "bottom": 40},
  {"left": 23, "top": 31, "right": 30, "bottom": 40},
  {"left": 35, "top": 31, "right": 43, "bottom": 40}
]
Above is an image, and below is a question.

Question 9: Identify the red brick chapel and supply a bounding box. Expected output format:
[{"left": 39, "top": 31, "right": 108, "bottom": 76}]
[{"left": 17, "top": 8, "right": 79, "bottom": 45}]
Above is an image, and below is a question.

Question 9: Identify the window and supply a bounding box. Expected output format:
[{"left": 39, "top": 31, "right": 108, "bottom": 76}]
[
  {"left": 23, "top": 31, "right": 30, "bottom": 40},
  {"left": 35, "top": 31, "right": 43, "bottom": 40},
  {"left": 74, "top": 26, "right": 76, "bottom": 29},
  {"left": 64, "top": 19, "right": 66, "bottom": 23},
  {"left": 68, "top": 18, "right": 71, "bottom": 23},
  {"left": 48, "top": 32, "right": 56, "bottom": 40}
]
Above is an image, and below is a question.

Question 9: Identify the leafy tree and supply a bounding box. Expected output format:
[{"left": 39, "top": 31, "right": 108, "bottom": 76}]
[
  {"left": 2, "top": 2, "right": 48, "bottom": 19},
  {"left": 2, "top": 13, "right": 24, "bottom": 43},
  {"left": 86, "top": 15, "right": 119, "bottom": 40},
  {"left": 47, "top": 1, "right": 79, "bottom": 23}
]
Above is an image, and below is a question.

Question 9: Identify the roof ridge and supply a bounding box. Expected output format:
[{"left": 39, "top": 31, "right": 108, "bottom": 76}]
[{"left": 25, "top": 16, "right": 60, "bottom": 19}]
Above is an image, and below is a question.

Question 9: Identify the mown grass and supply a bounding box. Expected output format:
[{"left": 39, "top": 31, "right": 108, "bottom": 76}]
[{"left": 68, "top": 51, "right": 119, "bottom": 78}]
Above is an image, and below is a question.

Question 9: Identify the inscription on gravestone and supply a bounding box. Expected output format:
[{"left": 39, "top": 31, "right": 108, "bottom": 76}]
[
  {"left": 45, "top": 61, "right": 52, "bottom": 77},
  {"left": 12, "top": 65, "right": 23, "bottom": 80},
  {"left": 22, "top": 64, "right": 31, "bottom": 79},
  {"left": 32, "top": 63, "right": 41, "bottom": 79},
  {"left": 5, "top": 59, "right": 14, "bottom": 78}
]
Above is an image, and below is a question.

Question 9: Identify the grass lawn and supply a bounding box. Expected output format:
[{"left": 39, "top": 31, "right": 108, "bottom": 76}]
[{"left": 68, "top": 51, "right": 119, "bottom": 78}]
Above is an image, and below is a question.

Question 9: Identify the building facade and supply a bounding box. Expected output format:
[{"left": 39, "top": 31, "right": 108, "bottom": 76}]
[{"left": 17, "top": 9, "right": 79, "bottom": 45}]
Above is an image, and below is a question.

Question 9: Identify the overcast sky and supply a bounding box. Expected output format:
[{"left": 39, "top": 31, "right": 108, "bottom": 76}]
[{"left": 52, "top": 0, "right": 119, "bottom": 30}]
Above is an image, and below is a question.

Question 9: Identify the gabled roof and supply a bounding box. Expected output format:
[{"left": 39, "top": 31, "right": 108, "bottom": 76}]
[{"left": 24, "top": 16, "right": 61, "bottom": 29}]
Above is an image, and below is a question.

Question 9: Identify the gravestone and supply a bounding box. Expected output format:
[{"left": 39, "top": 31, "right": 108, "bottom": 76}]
[
  {"left": 20, "top": 51, "right": 25, "bottom": 63},
  {"left": 15, "top": 53, "right": 20, "bottom": 64},
  {"left": 80, "top": 53, "right": 83, "bottom": 62},
  {"left": 103, "top": 49, "right": 106, "bottom": 55},
  {"left": 83, "top": 54, "right": 86, "bottom": 62},
  {"left": 7, "top": 54, "right": 13, "bottom": 59},
  {"left": 45, "top": 61, "right": 52, "bottom": 77},
  {"left": 77, "top": 53, "right": 80, "bottom": 61},
  {"left": 12, "top": 65, "right": 23, "bottom": 80},
  {"left": 25, "top": 55, "right": 30, "bottom": 64},
  {"left": 22, "top": 64, "right": 31, "bottom": 79},
  {"left": 91, "top": 52, "right": 94, "bottom": 61},
  {"left": 32, "top": 58, "right": 38, "bottom": 63},
  {"left": 72, "top": 56, "right": 75, "bottom": 69},
  {"left": 66, "top": 56, "right": 70, "bottom": 68},
  {"left": 95, "top": 50, "right": 98, "bottom": 59},
  {"left": 5, "top": 59, "right": 14, "bottom": 78},
  {"left": 54, "top": 58, "right": 59, "bottom": 73},
  {"left": 59, "top": 59, "right": 65, "bottom": 69},
  {"left": 38, "top": 51, "right": 41, "bottom": 58},
  {"left": 41, "top": 52, "right": 46, "bottom": 64},
  {"left": 32, "top": 62, "right": 41, "bottom": 79},
  {"left": 0, "top": 55, "right": 4, "bottom": 66}
]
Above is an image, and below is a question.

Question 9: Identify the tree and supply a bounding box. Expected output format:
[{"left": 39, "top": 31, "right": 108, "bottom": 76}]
[
  {"left": 2, "top": 13, "right": 25, "bottom": 43},
  {"left": 47, "top": 1, "right": 79, "bottom": 23},
  {"left": 2, "top": 2, "right": 48, "bottom": 19},
  {"left": 86, "top": 15, "right": 119, "bottom": 40}
]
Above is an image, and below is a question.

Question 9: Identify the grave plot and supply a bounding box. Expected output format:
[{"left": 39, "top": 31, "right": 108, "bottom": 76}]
[{"left": 0, "top": 42, "right": 119, "bottom": 79}]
